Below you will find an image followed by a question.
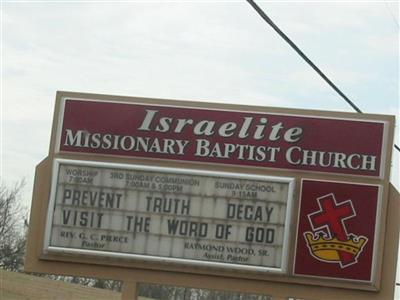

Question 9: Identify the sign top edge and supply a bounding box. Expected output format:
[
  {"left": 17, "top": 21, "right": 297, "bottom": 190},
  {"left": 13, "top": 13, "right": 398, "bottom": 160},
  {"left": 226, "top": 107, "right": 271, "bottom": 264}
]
[{"left": 55, "top": 90, "right": 395, "bottom": 122}]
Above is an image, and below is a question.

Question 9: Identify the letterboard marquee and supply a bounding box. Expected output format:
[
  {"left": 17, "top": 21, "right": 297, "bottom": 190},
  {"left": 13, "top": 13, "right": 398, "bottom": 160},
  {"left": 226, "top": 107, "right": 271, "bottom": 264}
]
[
  {"left": 45, "top": 159, "right": 294, "bottom": 273},
  {"left": 25, "top": 91, "right": 398, "bottom": 296}
]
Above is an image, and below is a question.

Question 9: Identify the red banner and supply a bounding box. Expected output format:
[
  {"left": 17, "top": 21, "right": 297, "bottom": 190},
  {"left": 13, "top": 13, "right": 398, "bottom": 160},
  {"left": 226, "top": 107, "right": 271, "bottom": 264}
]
[{"left": 58, "top": 99, "right": 385, "bottom": 177}]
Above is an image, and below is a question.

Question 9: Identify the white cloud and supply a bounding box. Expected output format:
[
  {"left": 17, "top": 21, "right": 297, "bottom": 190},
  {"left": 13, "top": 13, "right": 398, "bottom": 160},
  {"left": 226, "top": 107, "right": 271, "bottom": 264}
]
[{"left": 2, "top": 1, "right": 398, "bottom": 204}]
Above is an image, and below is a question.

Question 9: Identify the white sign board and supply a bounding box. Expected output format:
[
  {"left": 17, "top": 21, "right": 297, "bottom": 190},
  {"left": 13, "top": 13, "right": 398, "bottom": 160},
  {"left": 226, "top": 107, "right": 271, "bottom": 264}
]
[{"left": 44, "top": 159, "right": 294, "bottom": 273}]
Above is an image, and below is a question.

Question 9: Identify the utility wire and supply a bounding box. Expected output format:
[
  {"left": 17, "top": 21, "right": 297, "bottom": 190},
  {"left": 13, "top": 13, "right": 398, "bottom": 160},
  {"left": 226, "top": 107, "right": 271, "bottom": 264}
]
[
  {"left": 246, "top": 0, "right": 400, "bottom": 153},
  {"left": 246, "top": 0, "right": 362, "bottom": 113},
  {"left": 383, "top": 0, "right": 400, "bottom": 29}
]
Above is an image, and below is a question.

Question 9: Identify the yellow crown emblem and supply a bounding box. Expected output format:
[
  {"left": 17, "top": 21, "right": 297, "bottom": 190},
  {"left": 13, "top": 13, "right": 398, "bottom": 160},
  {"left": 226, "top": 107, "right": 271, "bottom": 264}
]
[{"left": 304, "top": 232, "right": 367, "bottom": 263}]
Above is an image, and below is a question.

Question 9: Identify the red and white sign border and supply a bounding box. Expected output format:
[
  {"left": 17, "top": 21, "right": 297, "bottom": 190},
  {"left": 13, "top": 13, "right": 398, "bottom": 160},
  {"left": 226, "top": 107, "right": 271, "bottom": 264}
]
[
  {"left": 43, "top": 158, "right": 296, "bottom": 275},
  {"left": 54, "top": 96, "right": 390, "bottom": 179}
]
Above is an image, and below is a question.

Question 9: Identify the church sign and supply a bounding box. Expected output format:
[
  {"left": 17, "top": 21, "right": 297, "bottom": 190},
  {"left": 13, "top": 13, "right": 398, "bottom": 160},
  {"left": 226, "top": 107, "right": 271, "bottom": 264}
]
[{"left": 25, "top": 91, "right": 397, "bottom": 297}]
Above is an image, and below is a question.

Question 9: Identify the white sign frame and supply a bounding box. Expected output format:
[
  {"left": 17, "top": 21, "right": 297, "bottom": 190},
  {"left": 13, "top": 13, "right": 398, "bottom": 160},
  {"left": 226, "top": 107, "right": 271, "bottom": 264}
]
[{"left": 44, "top": 159, "right": 295, "bottom": 274}]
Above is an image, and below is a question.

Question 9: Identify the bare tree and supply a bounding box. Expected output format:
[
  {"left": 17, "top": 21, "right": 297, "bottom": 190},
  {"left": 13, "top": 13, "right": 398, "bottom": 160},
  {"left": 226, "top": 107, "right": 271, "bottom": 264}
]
[
  {"left": 0, "top": 180, "right": 124, "bottom": 292},
  {"left": 0, "top": 180, "right": 27, "bottom": 271},
  {"left": 138, "top": 283, "right": 272, "bottom": 300}
]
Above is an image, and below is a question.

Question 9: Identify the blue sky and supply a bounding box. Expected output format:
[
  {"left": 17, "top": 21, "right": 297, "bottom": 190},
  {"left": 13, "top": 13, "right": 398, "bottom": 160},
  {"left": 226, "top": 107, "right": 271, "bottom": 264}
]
[{"left": 1, "top": 0, "right": 399, "bottom": 297}]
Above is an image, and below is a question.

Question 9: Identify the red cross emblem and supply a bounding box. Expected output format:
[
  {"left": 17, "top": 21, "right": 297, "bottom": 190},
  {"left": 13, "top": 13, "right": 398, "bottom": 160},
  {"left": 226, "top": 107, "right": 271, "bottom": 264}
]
[{"left": 305, "top": 193, "right": 367, "bottom": 268}]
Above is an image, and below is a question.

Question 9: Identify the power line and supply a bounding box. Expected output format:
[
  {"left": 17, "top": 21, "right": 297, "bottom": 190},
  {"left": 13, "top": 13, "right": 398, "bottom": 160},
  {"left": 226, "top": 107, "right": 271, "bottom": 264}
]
[
  {"left": 246, "top": 0, "right": 400, "bottom": 154},
  {"left": 246, "top": 0, "right": 362, "bottom": 113},
  {"left": 384, "top": 0, "right": 400, "bottom": 29}
]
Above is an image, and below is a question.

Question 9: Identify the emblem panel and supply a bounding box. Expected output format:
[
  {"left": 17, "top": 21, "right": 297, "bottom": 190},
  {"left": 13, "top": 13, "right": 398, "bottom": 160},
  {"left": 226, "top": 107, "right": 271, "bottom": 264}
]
[{"left": 294, "top": 180, "right": 380, "bottom": 282}]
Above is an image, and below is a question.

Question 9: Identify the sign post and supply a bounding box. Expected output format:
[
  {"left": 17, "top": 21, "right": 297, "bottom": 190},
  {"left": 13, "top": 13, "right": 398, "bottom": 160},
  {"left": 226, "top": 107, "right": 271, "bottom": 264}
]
[{"left": 25, "top": 91, "right": 398, "bottom": 299}]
